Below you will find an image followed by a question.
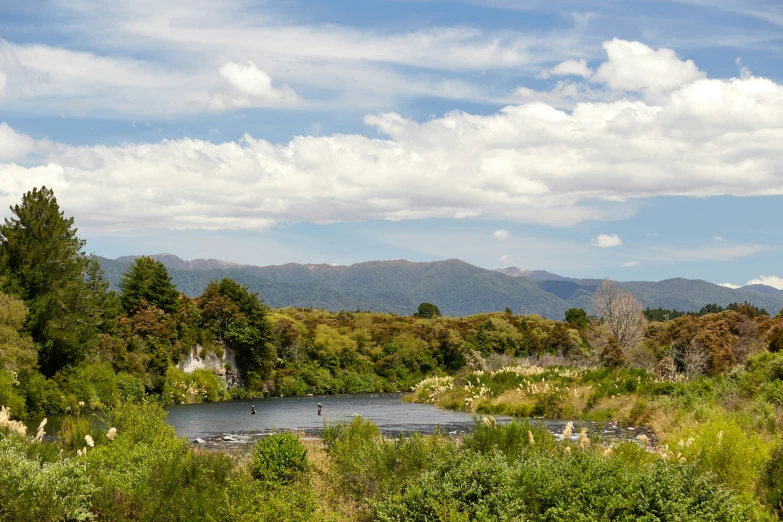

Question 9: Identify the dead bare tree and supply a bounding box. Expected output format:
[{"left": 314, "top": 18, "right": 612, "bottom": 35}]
[
  {"left": 681, "top": 343, "right": 711, "bottom": 379},
  {"left": 592, "top": 279, "right": 647, "bottom": 353}
]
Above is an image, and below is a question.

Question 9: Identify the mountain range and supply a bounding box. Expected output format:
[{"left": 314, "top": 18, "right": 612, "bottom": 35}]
[{"left": 96, "top": 255, "right": 783, "bottom": 319}]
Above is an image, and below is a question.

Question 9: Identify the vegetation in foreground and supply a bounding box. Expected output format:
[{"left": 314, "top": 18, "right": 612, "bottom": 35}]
[{"left": 1, "top": 402, "right": 776, "bottom": 521}]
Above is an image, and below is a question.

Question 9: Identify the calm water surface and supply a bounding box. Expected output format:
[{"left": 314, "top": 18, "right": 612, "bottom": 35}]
[
  {"left": 165, "top": 393, "right": 488, "bottom": 440},
  {"left": 26, "top": 393, "right": 654, "bottom": 445}
]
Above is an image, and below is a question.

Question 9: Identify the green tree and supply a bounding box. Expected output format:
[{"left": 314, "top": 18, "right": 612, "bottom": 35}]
[
  {"left": 0, "top": 291, "right": 37, "bottom": 374},
  {"left": 414, "top": 302, "right": 441, "bottom": 319},
  {"left": 199, "top": 279, "right": 274, "bottom": 380},
  {"left": 119, "top": 257, "right": 181, "bottom": 314},
  {"left": 0, "top": 187, "right": 105, "bottom": 374},
  {"left": 564, "top": 308, "right": 588, "bottom": 329}
]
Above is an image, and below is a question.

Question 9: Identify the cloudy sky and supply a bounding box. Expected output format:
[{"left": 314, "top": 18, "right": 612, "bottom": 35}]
[{"left": 1, "top": 0, "right": 782, "bottom": 288}]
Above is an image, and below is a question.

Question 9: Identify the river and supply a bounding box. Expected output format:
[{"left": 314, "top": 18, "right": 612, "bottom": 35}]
[{"left": 26, "top": 393, "right": 654, "bottom": 446}]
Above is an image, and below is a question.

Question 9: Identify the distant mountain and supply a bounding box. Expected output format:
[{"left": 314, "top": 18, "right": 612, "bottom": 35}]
[
  {"left": 740, "top": 284, "right": 783, "bottom": 296},
  {"left": 494, "top": 267, "right": 573, "bottom": 282},
  {"left": 96, "top": 255, "right": 783, "bottom": 319}
]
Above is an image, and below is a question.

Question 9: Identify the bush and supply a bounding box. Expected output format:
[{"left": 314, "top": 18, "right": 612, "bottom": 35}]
[
  {"left": 761, "top": 441, "right": 783, "bottom": 515},
  {"left": 251, "top": 433, "right": 308, "bottom": 484},
  {"left": 0, "top": 434, "right": 94, "bottom": 521},
  {"left": 676, "top": 415, "right": 771, "bottom": 494}
]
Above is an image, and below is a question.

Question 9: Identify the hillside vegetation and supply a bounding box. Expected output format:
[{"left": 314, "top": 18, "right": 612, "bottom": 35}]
[{"left": 97, "top": 255, "right": 783, "bottom": 319}]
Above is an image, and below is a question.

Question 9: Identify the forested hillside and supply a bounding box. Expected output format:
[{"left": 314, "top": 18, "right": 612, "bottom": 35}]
[{"left": 97, "top": 255, "right": 783, "bottom": 318}]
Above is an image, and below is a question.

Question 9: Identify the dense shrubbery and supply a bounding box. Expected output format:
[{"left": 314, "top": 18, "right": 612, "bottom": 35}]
[
  {"left": 251, "top": 433, "right": 308, "bottom": 484},
  {"left": 321, "top": 417, "right": 771, "bottom": 521},
  {"left": 0, "top": 402, "right": 323, "bottom": 522}
]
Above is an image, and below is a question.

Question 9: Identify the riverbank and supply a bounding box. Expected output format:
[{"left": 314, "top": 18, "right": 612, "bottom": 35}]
[
  {"left": 2, "top": 401, "right": 772, "bottom": 521},
  {"left": 405, "top": 356, "right": 783, "bottom": 512}
]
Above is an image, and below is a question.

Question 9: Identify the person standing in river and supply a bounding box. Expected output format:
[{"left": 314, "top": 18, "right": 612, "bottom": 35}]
[
  {"left": 317, "top": 403, "right": 322, "bottom": 416},
  {"left": 251, "top": 405, "right": 256, "bottom": 415}
]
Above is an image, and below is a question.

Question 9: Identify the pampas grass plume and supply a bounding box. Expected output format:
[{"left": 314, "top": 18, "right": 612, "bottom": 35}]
[
  {"left": 578, "top": 429, "right": 590, "bottom": 450},
  {"left": 85, "top": 434, "right": 94, "bottom": 447},
  {"left": 107, "top": 427, "right": 117, "bottom": 440},
  {"left": 528, "top": 430, "right": 535, "bottom": 445}
]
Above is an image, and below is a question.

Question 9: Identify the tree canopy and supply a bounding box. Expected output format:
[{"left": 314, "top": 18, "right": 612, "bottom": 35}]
[
  {"left": 414, "top": 302, "right": 441, "bottom": 319},
  {"left": 119, "top": 257, "right": 181, "bottom": 314},
  {"left": 0, "top": 187, "right": 110, "bottom": 374}
]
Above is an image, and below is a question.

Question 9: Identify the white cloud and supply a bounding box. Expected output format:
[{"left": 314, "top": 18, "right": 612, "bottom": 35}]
[
  {"left": 719, "top": 282, "right": 741, "bottom": 289},
  {"left": 745, "top": 275, "right": 783, "bottom": 290},
  {"left": 498, "top": 254, "right": 512, "bottom": 263},
  {"left": 0, "top": 40, "right": 782, "bottom": 231},
  {"left": 712, "top": 235, "right": 725, "bottom": 242},
  {"left": 208, "top": 60, "right": 300, "bottom": 110},
  {"left": 621, "top": 261, "right": 639, "bottom": 267},
  {"left": 0, "top": 123, "right": 43, "bottom": 161},
  {"left": 537, "top": 59, "right": 593, "bottom": 79},
  {"left": 0, "top": 71, "right": 6, "bottom": 96},
  {"left": 591, "top": 39, "right": 705, "bottom": 93},
  {"left": 592, "top": 234, "right": 623, "bottom": 248},
  {"left": 0, "top": 2, "right": 588, "bottom": 114},
  {"left": 493, "top": 229, "right": 510, "bottom": 240}
]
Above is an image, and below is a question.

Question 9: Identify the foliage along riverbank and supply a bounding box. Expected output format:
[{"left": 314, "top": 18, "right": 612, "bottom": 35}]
[
  {"left": 406, "top": 352, "right": 783, "bottom": 515},
  {"left": 0, "top": 400, "right": 775, "bottom": 521}
]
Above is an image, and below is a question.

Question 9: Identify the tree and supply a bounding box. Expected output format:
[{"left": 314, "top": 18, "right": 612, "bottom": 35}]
[
  {"left": 414, "top": 302, "right": 441, "bottom": 319},
  {"left": 591, "top": 280, "right": 646, "bottom": 353},
  {"left": 119, "top": 257, "right": 181, "bottom": 314},
  {"left": 565, "top": 308, "right": 588, "bottom": 329},
  {"left": 0, "top": 291, "right": 37, "bottom": 374},
  {"left": 198, "top": 278, "right": 273, "bottom": 380},
  {"left": 0, "top": 187, "right": 105, "bottom": 374}
]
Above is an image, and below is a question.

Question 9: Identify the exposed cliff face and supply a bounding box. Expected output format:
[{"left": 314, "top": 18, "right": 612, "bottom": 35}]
[{"left": 178, "top": 345, "right": 241, "bottom": 388}]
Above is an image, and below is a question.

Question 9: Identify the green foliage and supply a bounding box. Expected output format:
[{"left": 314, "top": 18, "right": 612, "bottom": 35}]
[
  {"left": 675, "top": 416, "right": 771, "bottom": 494},
  {"left": 0, "top": 291, "right": 37, "bottom": 374},
  {"left": 0, "top": 186, "right": 107, "bottom": 375},
  {"left": 414, "top": 302, "right": 441, "bottom": 318},
  {"left": 119, "top": 256, "right": 181, "bottom": 314},
  {"left": 251, "top": 432, "right": 308, "bottom": 484},
  {"left": 0, "top": 434, "right": 94, "bottom": 521},
  {"left": 324, "top": 416, "right": 455, "bottom": 500},
  {"left": 565, "top": 307, "right": 588, "bottom": 329},
  {"left": 762, "top": 442, "right": 783, "bottom": 516}
]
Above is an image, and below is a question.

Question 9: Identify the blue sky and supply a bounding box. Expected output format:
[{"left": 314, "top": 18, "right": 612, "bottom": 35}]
[{"left": 0, "top": 0, "right": 782, "bottom": 288}]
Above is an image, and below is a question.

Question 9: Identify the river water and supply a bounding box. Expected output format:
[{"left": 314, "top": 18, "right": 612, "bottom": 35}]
[
  {"left": 26, "top": 393, "right": 654, "bottom": 447},
  {"left": 164, "top": 393, "right": 654, "bottom": 447}
]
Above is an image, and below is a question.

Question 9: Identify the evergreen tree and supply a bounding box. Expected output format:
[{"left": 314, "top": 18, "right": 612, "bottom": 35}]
[
  {"left": 119, "top": 257, "right": 181, "bottom": 314},
  {"left": 0, "top": 187, "right": 104, "bottom": 374}
]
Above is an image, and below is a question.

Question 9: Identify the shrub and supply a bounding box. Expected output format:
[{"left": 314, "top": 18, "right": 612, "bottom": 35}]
[
  {"left": 0, "top": 435, "right": 94, "bottom": 521},
  {"left": 251, "top": 433, "right": 308, "bottom": 484},
  {"left": 761, "top": 441, "right": 783, "bottom": 515},
  {"left": 676, "top": 415, "right": 771, "bottom": 494}
]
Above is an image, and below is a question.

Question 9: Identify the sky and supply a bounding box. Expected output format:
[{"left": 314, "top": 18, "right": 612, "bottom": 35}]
[{"left": 0, "top": 0, "right": 782, "bottom": 288}]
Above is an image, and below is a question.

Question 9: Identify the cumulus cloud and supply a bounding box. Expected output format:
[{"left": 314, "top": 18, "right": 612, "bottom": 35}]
[
  {"left": 493, "top": 229, "right": 510, "bottom": 240},
  {"left": 591, "top": 39, "right": 705, "bottom": 93},
  {"left": 713, "top": 235, "right": 725, "bottom": 242},
  {"left": 0, "top": 71, "right": 6, "bottom": 95},
  {"left": 0, "top": 40, "right": 782, "bottom": 232},
  {"left": 537, "top": 59, "right": 593, "bottom": 79},
  {"left": 498, "top": 254, "right": 512, "bottom": 263},
  {"left": 745, "top": 276, "right": 783, "bottom": 290},
  {"left": 592, "top": 234, "right": 623, "bottom": 248},
  {"left": 208, "top": 60, "right": 300, "bottom": 110},
  {"left": 719, "top": 282, "right": 741, "bottom": 289},
  {"left": 621, "top": 261, "right": 639, "bottom": 267}
]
